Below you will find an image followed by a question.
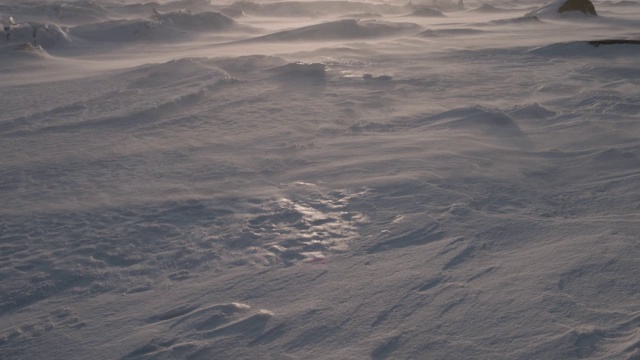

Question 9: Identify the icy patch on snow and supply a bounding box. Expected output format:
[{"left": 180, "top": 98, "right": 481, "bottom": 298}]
[
  {"left": 234, "top": 185, "right": 368, "bottom": 266},
  {"left": 0, "top": 184, "right": 367, "bottom": 312}
]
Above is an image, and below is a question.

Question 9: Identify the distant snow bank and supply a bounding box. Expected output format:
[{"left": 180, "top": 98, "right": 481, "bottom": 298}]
[
  {"left": 70, "top": 10, "right": 236, "bottom": 42},
  {"left": 240, "top": 19, "right": 422, "bottom": 43},
  {"left": 0, "top": 10, "right": 237, "bottom": 49}
]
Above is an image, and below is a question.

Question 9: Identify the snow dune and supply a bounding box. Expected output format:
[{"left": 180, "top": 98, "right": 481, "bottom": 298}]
[
  {"left": 1, "top": 0, "right": 639, "bottom": 359},
  {"left": 70, "top": 10, "right": 238, "bottom": 42},
  {"left": 233, "top": 19, "right": 423, "bottom": 43},
  {"left": 218, "top": 0, "right": 411, "bottom": 17}
]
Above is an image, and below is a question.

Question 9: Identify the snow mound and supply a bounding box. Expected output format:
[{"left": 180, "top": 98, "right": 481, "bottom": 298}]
[
  {"left": 243, "top": 19, "right": 422, "bottom": 42},
  {"left": 70, "top": 18, "right": 179, "bottom": 42},
  {"left": 421, "top": 106, "right": 532, "bottom": 148},
  {"left": 151, "top": 10, "right": 236, "bottom": 32},
  {"left": 487, "top": 15, "right": 542, "bottom": 25},
  {"left": 1, "top": 22, "right": 71, "bottom": 49},
  {"left": 340, "top": 12, "right": 382, "bottom": 18},
  {"left": 507, "top": 103, "right": 557, "bottom": 120},
  {"left": 34, "top": 24, "right": 72, "bottom": 49},
  {"left": 417, "top": 28, "right": 485, "bottom": 37},
  {"left": 45, "top": 2, "right": 110, "bottom": 25},
  {"left": 227, "top": 0, "right": 407, "bottom": 17},
  {"left": 5, "top": 58, "right": 232, "bottom": 135},
  {"left": 526, "top": 0, "right": 598, "bottom": 18},
  {"left": 220, "top": 6, "right": 246, "bottom": 18},
  {"left": 406, "top": 7, "right": 446, "bottom": 17},
  {"left": 158, "top": 0, "right": 216, "bottom": 13},
  {"left": 608, "top": 0, "right": 638, "bottom": 6},
  {"left": 588, "top": 147, "right": 639, "bottom": 169},
  {"left": 0, "top": 39, "right": 51, "bottom": 56},
  {"left": 265, "top": 62, "right": 327, "bottom": 78},
  {"left": 469, "top": 4, "right": 514, "bottom": 12},
  {"left": 124, "top": 302, "right": 275, "bottom": 359},
  {"left": 1, "top": 22, "right": 30, "bottom": 44},
  {"left": 125, "top": 57, "right": 232, "bottom": 89},
  {"left": 70, "top": 10, "right": 236, "bottom": 42},
  {"left": 106, "top": 2, "right": 160, "bottom": 18},
  {"left": 212, "top": 55, "right": 288, "bottom": 73},
  {"left": 428, "top": 106, "right": 520, "bottom": 129}
]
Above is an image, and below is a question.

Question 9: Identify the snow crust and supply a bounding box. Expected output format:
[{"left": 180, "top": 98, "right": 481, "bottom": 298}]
[{"left": 1, "top": 0, "right": 640, "bottom": 359}]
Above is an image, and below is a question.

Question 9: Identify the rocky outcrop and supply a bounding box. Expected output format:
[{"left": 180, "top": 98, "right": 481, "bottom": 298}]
[
  {"left": 558, "top": 0, "right": 597, "bottom": 15},
  {"left": 589, "top": 39, "right": 640, "bottom": 46},
  {"left": 526, "top": 0, "right": 598, "bottom": 18}
]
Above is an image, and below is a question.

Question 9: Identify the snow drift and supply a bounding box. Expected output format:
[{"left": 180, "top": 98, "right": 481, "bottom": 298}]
[
  {"left": 1, "top": 0, "right": 639, "bottom": 359},
  {"left": 71, "top": 10, "right": 236, "bottom": 42},
  {"left": 237, "top": 19, "right": 422, "bottom": 42}
]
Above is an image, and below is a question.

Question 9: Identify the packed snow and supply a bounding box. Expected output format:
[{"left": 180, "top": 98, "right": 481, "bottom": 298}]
[{"left": 1, "top": 0, "right": 639, "bottom": 359}]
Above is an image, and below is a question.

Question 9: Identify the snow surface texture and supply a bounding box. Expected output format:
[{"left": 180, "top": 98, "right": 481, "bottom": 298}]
[{"left": 1, "top": 0, "right": 640, "bottom": 359}]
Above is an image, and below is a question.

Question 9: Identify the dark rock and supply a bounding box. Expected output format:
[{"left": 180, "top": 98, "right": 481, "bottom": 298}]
[
  {"left": 588, "top": 39, "right": 640, "bottom": 46},
  {"left": 558, "top": 0, "right": 597, "bottom": 15}
]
